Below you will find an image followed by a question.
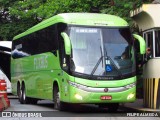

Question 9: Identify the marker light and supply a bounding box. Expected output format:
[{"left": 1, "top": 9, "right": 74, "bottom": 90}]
[
  {"left": 125, "top": 83, "right": 136, "bottom": 89},
  {"left": 75, "top": 94, "right": 83, "bottom": 100},
  {"left": 127, "top": 93, "right": 135, "bottom": 100},
  {"left": 68, "top": 80, "right": 87, "bottom": 89}
]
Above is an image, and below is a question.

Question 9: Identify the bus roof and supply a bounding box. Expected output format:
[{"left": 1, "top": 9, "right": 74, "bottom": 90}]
[{"left": 13, "top": 13, "right": 128, "bottom": 40}]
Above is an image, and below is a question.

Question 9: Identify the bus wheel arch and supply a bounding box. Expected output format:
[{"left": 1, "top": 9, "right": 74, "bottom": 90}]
[{"left": 53, "top": 81, "right": 66, "bottom": 111}]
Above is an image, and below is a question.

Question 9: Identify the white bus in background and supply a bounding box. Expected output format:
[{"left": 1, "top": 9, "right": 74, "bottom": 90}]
[
  {"left": 0, "top": 41, "right": 12, "bottom": 50},
  {"left": 0, "top": 41, "right": 12, "bottom": 93}
]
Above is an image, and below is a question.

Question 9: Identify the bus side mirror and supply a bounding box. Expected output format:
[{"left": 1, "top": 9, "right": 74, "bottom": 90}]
[
  {"left": 61, "top": 32, "right": 71, "bottom": 55},
  {"left": 133, "top": 34, "right": 146, "bottom": 54}
]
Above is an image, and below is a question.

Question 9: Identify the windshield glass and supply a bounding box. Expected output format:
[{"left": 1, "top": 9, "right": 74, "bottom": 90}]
[{"left": 68, "top": 26, "right": 135, "bottom": 79}]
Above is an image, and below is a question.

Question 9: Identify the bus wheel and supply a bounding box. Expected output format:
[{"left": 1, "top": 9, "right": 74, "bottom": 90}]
[
  {"left": 98, "top": 103, "right": 119, "bottom": 112},
  {"left": 19, "top": 87, "right": 23, "bottom": 104},
  {"left": 53, "top": 85, "right": 66, "bottom": 111},
  {"left": 20, "top": 84, "right": 29, "bottom": 104},
  {"left": 17, "top": 83, "right": 21, "bottom": 102}
]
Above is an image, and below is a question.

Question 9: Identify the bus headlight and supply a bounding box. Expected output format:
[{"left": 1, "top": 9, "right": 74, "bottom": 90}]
[
  {"left": 127, "top": 93, "right": 135, "bottom": 100},
  {"left": 75, "top": 94, "right": 83, "bottom": 100}
]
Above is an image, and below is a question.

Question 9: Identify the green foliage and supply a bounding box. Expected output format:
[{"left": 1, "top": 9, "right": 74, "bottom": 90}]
[
  {"left": 0, "top": 0, "right": 152, "bottom": 40},
  {"left": 101, "top": 0, "right": 143, "bottom": 23}
]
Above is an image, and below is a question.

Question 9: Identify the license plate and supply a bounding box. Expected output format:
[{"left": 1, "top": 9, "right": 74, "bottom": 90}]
[{"left": 100, "top": 95, "right": 112, "bottom": 100}]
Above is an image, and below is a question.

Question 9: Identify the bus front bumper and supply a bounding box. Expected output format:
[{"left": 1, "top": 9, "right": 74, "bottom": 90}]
[{"left": 68, "top": 85, "right": 136, "bottom": 104}]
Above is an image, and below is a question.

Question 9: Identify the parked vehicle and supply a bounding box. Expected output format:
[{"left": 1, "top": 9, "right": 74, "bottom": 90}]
[{"left": 0, "top": 41, "right": 12, "bottom": 93}]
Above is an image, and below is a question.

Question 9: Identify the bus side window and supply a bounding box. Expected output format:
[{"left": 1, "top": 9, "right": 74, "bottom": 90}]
[{"left": 61, "top": 41, "right": 68, "bottom": 69}]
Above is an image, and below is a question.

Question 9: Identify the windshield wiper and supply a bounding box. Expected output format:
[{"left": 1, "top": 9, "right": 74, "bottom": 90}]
[
  {"left": 90, "top": 56, "right": 103, "bottom": 76},
  {"left": 90, "top": 46, "right": 104, "bottom": 77}
]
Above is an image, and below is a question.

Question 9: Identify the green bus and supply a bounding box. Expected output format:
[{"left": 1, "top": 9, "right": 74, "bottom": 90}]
[{"left": 11, "top": 13, "right": 146, "bottom": 111}]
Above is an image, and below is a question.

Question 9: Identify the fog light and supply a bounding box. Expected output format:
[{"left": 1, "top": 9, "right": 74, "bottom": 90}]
[
  {"left": 75, "top": 94, "right": 83, "bottom": 100},
  {"left": 127, "top": 93, "right": 135, "bottom": 100}
]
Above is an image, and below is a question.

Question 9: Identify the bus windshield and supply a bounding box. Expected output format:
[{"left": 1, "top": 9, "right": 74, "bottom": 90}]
[{"left": 68, "top": 26, "right": 135, "bottom": 79}]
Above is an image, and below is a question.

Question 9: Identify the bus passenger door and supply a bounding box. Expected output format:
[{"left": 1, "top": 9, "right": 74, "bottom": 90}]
[{"left": 58, "top": 30, "right": 70, "bottom": 102}]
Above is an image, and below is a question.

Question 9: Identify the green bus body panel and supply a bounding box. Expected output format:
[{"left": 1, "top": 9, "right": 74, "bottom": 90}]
[
  {"left": 74, "top": 77, "right": 136, "bottom": 88},
  {"left": 60, "top": 76, "right": 136, "bottom": 103},
  {"left": 11, "top": 52, "right": 61, "bottom": 100},
  {"left": 13, "top": 13, "right": 128, "bottom": 40},
  {"left": 11, "top": 52, "right": 60, "bottom": 73},
  {"left": 69, "top": 86, "right": 136, "bottom": 103},
  {"left": 11, "top": 13, "right": 136, "bottom": 104}
]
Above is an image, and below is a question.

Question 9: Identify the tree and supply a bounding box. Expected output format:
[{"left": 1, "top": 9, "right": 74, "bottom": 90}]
[
  {"left": 0, "top": 0, "right": 152, "bottom": 40},
  {"left": 0, "top": 0, "right": 15, "bottom": 40}
]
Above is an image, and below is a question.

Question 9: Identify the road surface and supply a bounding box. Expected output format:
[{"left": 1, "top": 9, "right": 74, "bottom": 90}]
[{"left": 0, "top": 97, "right": 159, "bottom": 120}]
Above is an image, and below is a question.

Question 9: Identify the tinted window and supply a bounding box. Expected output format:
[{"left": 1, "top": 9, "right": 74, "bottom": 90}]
[
  {"left": 155, "top": 30, "right": 160, "bottom": 57},
  {"left": 12, "top": 25, "right": 58, "bottom": 59},
  {"left": 144, "top": 31, "right": 153, "bottom": 59}
]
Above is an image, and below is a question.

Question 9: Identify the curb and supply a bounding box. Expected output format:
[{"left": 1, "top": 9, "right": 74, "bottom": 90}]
[
  {"left": 120, "top": 104, "right": 160, "bottom": 113},
  {"left": 8, "top": 95, "right": 18, "bottom": 99}
]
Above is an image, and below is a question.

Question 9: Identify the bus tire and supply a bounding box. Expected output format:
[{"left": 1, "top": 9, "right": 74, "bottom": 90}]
[
  {"left": 20, "top": 84, "right": 29, "bottom": 104},
  {"left": 17, "top": 83, "right": 21, "bottom": 102},
  {"left": 53, "top": 85, "right": 66, "bottom": 111}
]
